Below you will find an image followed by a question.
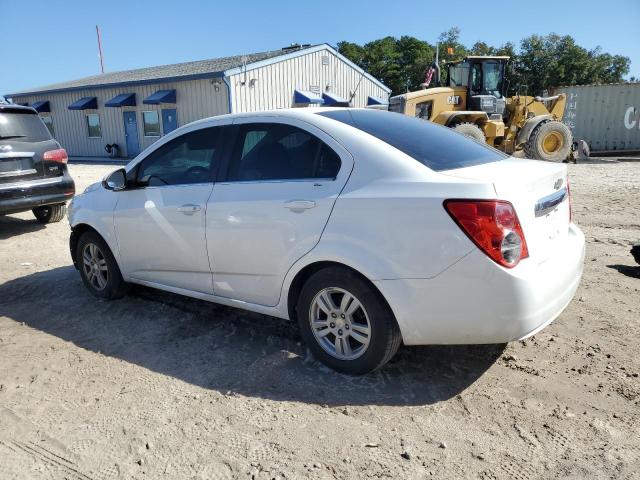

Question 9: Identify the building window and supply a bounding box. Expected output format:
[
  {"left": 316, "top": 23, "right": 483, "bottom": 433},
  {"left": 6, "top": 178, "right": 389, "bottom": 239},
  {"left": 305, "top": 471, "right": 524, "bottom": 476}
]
[
  {"left": 86, "top": 114, "right": 101, "bottom": 138},
  {"left": 40, "top": 115, "right": 54, "bottom": 136},
  {"left": 142, "top": 111, "right": 161, "bottom": 137}
]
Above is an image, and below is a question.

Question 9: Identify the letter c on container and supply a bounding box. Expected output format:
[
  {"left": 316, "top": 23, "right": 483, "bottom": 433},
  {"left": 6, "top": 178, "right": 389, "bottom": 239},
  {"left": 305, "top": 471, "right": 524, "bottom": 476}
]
[{"left": 624, "top": 106, "right": 638, "bottom": 130}]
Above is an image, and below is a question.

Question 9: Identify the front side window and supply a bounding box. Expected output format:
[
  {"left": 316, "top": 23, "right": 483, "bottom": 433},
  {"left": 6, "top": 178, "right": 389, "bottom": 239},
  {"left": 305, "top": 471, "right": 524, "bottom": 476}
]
[
  {"left": 317, "top": 109, "right": 507, "bottom": 172},
  {"left": 483, "top": 62, "right": 503, "bottom": 97},
  {"left": 142, "top": 111, "right": 161, "bottom": 137},
  {"left": 471, "top": 63, "right": 482, "bottom": 94},
  {"left": 448, "top": 61, "right": 469, "bottom": 87},
  {"left": 40, "top": 115, "right": 54, "bottom": 136},
  {"left": 86, "top": 114, "right": 101, "bottom": 138},
  {"left": 226, "top": 123, "right": 341, "bottom": 182},
  {"left": 136, "top": 127, "right": 220, "bottom": 186}
]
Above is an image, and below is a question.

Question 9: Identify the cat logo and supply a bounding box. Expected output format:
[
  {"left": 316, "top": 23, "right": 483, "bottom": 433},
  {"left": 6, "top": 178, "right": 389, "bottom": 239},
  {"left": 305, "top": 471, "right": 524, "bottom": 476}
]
[{"left": 447, "top": 95, "right": 461, "bottom": 105}]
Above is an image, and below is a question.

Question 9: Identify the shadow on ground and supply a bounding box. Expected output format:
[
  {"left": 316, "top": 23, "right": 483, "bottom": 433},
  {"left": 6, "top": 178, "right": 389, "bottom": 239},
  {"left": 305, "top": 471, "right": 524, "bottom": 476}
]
[
  {"left": 0, "top": 266, "right": 504, "bottom": 406},
  {"left": 607, "top": 264, "right": 640, "bottom": 279},
  {"left": 0, "top": 215, "right": 45, "bottom": 240}
]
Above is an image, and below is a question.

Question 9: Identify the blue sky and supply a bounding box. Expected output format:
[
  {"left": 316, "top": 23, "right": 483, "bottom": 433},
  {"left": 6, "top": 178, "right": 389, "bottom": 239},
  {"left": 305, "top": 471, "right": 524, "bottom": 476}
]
[{"left": 2, "top": 0, "right": 638, "bottom": 95}]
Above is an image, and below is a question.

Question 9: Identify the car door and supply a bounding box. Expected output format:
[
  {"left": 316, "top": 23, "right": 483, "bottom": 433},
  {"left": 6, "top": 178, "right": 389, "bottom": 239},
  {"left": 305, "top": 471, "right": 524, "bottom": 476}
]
[
  {"left": 206, "top": 118, "right": 353, "bottom": 306},
  {"left": 113, "top": 125, "right": 222, "bottom": 293}
]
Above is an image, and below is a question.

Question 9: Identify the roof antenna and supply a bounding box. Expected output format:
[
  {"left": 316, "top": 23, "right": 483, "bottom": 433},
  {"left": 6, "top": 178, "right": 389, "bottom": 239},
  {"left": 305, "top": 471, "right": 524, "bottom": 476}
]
[
  {"left": 96, "top": 25, "right": 105, "bottom": 74},
  {"left": 348, "top": 70, "right": 366, "bottom": 106}
]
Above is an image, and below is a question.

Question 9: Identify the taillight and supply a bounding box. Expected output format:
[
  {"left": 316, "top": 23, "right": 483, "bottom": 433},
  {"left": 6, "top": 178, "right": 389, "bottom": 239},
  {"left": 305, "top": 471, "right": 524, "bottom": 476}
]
[
  {"left": 444, "top": 199, "right": 529, "bottom": 268},
  {"left": 566, "top": 176, "right": 572, "bottom": 223},
  {"left": 43, "top": 148, "right": 68, "bottom": 164}
]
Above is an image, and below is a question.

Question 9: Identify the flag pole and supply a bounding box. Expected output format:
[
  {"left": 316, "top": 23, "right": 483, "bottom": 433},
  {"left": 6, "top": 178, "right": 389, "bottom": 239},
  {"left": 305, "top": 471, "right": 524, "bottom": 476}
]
[{"left": 96, "top": 25, "right": 105, "bottom": 74}]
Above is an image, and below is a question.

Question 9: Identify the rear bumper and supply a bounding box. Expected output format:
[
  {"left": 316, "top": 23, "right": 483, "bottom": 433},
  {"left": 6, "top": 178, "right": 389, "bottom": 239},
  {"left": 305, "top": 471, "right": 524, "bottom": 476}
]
[
  {"left": 375, "top": 223, "right": 585, "bottom": 345},
  {"left": 0, "top": 170, "right": 75, "bottom": 215}
]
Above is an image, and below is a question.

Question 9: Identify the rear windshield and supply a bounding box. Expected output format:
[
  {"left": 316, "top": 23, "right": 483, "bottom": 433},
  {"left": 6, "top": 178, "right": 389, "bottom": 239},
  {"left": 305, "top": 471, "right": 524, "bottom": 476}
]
[
  {"left": 317, "top": 109, "right": 507, "bottom": 171},
  {"left": 0, "top": 111, "right": 52, "bottom": 142}
]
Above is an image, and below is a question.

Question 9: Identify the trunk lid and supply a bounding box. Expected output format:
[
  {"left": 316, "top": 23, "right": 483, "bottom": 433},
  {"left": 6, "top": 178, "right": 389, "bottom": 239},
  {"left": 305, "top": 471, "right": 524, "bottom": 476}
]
[{"left": 441, "top": 157, "right": 570, "bottom": 263}]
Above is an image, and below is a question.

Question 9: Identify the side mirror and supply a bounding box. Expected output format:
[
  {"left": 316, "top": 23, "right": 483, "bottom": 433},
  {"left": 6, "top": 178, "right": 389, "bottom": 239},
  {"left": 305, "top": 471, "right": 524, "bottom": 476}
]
[{"left": 103, "top": 168, "right": 127, "bottom": 191}]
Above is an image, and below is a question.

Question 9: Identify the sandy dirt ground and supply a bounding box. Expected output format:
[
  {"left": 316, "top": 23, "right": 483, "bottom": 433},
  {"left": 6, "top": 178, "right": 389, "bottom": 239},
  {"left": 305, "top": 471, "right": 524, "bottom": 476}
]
[{"left": 0, "top": 162, "right": 638, "bottom": 480}]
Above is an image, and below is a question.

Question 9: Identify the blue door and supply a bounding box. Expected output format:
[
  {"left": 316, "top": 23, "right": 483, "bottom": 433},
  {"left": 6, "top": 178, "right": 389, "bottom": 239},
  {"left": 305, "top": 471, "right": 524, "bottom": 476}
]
[
  {"left": 123, "top": 111, "right": 140, "bottom": 157},
  {"left": 162, "top": 108, "right": 177, "bottom": 135}
]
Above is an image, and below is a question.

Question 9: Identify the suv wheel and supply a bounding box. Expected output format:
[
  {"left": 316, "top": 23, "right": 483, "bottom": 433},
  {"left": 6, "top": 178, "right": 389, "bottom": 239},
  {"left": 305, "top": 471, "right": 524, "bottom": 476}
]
[
  {"left": 76, "top": 231, "right": 128, "bottom": 299},
  {"left": 32, "top": 204, "right": 66, "bottom": 223},
  {"left": 296, "top": 267, "right": 402, "bottom": 375}
]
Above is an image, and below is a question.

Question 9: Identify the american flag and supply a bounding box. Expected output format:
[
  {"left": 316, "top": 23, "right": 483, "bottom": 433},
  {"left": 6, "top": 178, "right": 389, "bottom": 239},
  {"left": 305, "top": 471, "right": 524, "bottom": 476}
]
[{"left": 424, "top": 66, "right": 436, "bottom": 87}]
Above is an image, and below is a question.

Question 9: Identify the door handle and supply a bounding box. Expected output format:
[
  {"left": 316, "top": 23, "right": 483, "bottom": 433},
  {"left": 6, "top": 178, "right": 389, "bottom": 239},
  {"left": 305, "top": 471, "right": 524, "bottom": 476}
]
[
  {"left": 284, "top": 200, "right": 316, "bottom": 212},
  {"left": 177, "top": 203, "right": 202, "bottom": 214}
]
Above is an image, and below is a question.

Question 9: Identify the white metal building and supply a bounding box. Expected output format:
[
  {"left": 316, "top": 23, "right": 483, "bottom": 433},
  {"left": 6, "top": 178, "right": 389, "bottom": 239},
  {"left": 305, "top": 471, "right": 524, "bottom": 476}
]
[{"left": 6, "top": 44, "right": 390, "bottom": 158}]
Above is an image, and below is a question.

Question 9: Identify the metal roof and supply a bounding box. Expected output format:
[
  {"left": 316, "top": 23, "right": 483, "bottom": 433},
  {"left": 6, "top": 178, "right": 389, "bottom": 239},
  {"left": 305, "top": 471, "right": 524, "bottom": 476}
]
[{"left": 6, "top": 47, "right": 305, "bottom": 96}]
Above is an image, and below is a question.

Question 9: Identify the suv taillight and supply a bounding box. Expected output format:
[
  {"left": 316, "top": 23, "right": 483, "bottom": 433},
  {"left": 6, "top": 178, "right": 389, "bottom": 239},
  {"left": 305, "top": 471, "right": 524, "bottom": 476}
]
[
  {"left": 43, "top": 148, "right": 68, "bottom": 164},
  {"left": 444, "top": 199, "right": 529, "bottom": 268}
]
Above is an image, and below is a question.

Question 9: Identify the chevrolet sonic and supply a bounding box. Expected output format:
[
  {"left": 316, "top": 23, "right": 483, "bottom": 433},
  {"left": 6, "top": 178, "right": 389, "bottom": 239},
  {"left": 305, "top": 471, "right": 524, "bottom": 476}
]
[{"left": 69, "top": 108, "right": 584, "bottom": 374}]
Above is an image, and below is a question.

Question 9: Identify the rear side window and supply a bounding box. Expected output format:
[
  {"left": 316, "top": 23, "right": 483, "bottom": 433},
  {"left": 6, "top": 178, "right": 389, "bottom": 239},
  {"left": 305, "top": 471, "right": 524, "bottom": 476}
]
[
  {"left": 318, "top": 109, "right": 507, "bottom": 171},
  {"left": 227, "top": 123, "right": 341, "bottom": 182},
  {"left": 0, "top": 111, "right": 52, "bottom": 142}
]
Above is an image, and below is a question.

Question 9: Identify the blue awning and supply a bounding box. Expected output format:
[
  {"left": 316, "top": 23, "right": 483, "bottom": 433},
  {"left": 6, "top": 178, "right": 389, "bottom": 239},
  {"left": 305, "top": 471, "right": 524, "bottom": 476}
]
[
  {"left": 105, "top": 93, "right": 136, "bottom": 107},
  {"left": 322, "top": 92, "right": 350, "bottom": 106},
  {"left": 367, "top": 96, "right": 388, "bottom": 106},
  {"left": 68, "top": 97, "right": 97, "bottom": 110},
  {"left": 143, "top": 89, "right": 176, "bottom": 104},
  {"left": 31, "top": 101, "right": 50, "bottom": 113},
  {"left": 294, "top": 90, "right": 324, "bottom": 105}
]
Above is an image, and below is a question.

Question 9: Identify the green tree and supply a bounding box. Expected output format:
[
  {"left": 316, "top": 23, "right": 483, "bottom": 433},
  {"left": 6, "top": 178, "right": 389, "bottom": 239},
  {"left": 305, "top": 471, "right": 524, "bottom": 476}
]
[
  {"left": 337, "top": 31, "right": 631, "bottom": 96},
  {"left": 395, "top": 36, "right": 435, "bottom": 91},
  {"left": 470, "top": 41, "right": 495, "bottom": 56}
]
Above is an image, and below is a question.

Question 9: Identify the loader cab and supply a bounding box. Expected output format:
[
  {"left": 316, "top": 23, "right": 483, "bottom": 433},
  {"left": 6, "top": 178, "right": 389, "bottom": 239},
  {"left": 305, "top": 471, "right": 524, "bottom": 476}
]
[{"left": 447, "top": 56, "right": 509, "bottom": 118}]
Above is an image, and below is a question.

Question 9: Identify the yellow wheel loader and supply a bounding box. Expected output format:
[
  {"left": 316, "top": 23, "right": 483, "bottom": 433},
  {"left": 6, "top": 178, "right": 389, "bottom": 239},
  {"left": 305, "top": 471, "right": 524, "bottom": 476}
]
[{"left": 389, "top": 56, "right": 573, "bottom": 161}]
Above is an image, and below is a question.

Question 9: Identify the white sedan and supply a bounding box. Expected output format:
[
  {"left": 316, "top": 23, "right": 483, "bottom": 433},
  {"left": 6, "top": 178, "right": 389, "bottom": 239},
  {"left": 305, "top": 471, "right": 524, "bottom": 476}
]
[{"left": 69, "top": 108, "right": 585, "bottom": 374}]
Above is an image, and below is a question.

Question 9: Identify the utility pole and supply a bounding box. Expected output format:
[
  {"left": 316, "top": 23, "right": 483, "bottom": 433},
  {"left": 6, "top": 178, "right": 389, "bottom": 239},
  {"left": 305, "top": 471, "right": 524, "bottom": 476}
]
[{"left": 96, "top": 25, "right": 105, "bottom": 74}]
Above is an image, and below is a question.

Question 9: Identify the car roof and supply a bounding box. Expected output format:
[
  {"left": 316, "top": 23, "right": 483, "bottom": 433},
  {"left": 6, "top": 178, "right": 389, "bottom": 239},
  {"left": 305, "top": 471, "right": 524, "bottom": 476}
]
[{"left": 188, "top": 107, "right": 361, "bottom": 125}]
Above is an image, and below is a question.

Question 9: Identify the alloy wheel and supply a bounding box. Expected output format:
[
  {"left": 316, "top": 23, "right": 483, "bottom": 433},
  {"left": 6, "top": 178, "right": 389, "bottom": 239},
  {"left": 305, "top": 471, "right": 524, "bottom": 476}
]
[
  {"left": 82, "top": 242, "right": 109, "bottom": 291},
  {"left": 309, "top": 287, "right": 371, "bottom": 360}
]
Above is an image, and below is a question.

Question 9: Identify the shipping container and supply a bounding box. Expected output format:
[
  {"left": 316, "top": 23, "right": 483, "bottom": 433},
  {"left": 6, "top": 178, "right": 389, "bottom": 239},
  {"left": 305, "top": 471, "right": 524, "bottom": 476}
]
[{"left": 552, "top": 83, "right": 640, "bottom": 153}]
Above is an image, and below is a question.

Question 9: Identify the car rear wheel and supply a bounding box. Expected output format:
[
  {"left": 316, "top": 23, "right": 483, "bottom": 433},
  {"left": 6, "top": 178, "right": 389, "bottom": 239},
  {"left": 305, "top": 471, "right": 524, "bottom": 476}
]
[
  {"left": 32, "top": 204, "right": 66, "bottom": 223},
  {"left": 296, "top": 267, "right": 401, "bottom": 375},
  {"left": 76, "top": 231, "right": 128, "bottom": 300}
]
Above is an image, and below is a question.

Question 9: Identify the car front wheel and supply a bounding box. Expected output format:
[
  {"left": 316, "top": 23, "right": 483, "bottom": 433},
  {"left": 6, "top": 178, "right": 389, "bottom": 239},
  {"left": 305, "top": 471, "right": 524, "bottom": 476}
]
[
  {"left": 296, "top": 267, "right": 402, "bottom": 375},
  {"left": 76, "top": 231, "right": 128, "bottom": 300}
]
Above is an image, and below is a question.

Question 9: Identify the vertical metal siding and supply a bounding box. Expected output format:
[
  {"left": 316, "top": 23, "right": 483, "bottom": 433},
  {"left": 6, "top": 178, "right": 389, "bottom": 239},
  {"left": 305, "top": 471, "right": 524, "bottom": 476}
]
[
  {"left": 10, "top": 79, "right": 228, "bottom": 158},
  {"left": 228, "top": 48, "right": 389, "bottom": 113},
  {"left": 556, "top": 83, "right": 640, "bottom": 152},
  {"left": 9, "top": 48, "right": 390, "bottom": 158}
]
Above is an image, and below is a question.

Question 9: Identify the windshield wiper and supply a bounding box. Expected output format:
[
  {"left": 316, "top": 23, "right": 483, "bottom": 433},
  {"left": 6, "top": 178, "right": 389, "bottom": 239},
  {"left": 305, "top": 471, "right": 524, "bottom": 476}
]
[{"left": 0, "top": 135, "right": 26, "bottom": 140}]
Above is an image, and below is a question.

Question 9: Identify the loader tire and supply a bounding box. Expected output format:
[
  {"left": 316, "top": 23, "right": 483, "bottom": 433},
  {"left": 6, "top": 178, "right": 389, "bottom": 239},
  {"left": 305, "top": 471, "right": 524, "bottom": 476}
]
[
  {"left": 524, "top": 120, "right": 572, "bottom": 162},
  {"left": 452, "top": 122, "right": 486, "bottom": 143}
]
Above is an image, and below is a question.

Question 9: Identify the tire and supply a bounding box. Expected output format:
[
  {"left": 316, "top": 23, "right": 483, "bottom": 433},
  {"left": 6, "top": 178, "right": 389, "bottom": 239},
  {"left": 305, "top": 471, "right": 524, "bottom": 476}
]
[
  {"left": 32, "top": 204, "right": 66, "bottom": 223},
  {"left": 296, "top": 266, "right": 402, "bottom": 375},
  {"left": 76, "top": 231, "right": 128, "bottom": 300},
  {"left": 452, "top": 122, "right": 486, "bottom": 143},
  {"left": 524, "top": 120, "right": 572, "bottom": 162}
]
